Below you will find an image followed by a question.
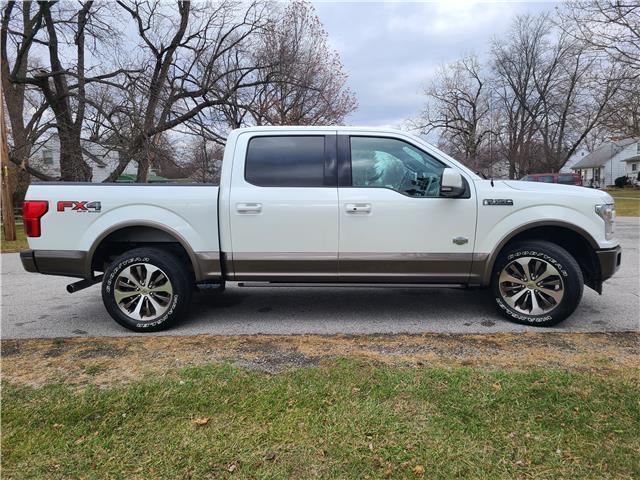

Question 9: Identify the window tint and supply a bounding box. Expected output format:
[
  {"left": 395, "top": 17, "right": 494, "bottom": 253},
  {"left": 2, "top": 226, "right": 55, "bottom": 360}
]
[
  {"left": 538, "top": 175, "right": 554, "bottom": 183},
  {"left": 245, "top": 136, "right": 326, "bottom": 187},
  {"left": 557, "top": 174, "right": 576, "bottom": 185},
  {"left": 350, "top": 137, "right": 445, "bottom": 197}
]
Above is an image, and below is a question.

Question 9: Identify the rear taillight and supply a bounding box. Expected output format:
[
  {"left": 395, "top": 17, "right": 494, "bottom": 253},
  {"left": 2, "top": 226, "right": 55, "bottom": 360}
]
[{"left": 22, "top": 200, "right": 48, "bottom": 237}]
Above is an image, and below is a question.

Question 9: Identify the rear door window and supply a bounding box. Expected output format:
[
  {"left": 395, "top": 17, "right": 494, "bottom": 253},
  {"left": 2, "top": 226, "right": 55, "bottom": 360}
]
[
  {"left": 245, "top": 136, "right": 326, "bottom": 187},
  {"left": 538, "top": 175, "right": 554, "bottom": 183}
]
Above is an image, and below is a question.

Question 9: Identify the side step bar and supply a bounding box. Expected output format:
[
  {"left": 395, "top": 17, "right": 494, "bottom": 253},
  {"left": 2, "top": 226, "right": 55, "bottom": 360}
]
[{"left": 237, "top": 282, "right": 468, "bottom": 289}]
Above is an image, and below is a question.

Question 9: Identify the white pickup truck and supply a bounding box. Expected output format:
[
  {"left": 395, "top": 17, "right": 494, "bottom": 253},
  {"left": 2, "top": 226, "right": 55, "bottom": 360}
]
[{"left": 21, "top": 127, "right": 621, "bottom": 331}]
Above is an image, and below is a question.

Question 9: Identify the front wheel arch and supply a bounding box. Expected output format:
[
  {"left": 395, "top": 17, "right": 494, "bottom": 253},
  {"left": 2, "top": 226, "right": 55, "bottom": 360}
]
[{"left": 483, "top": 224, "right": 600, "bottom": 291}]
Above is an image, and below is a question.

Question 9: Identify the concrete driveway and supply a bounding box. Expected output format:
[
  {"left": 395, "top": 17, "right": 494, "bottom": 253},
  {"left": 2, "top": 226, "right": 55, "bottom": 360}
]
[{"left": 1, "top": 218, "right": 638, "bottom": 339}]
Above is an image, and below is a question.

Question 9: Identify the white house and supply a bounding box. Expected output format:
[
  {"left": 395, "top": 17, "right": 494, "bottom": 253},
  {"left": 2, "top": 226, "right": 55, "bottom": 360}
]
[
  {"left": 571, "top": 138, "right": 639, "bottom": 187},
  {"left": 622, "top": 142, "right": 640, "bottom": 184},
  {"left": 31, "top": 135, "right": 137, "bottom": 182}
]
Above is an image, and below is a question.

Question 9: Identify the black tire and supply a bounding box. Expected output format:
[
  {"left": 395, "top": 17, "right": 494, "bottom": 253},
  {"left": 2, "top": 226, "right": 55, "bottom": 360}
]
[
  {"left": 102, "top": 247, "right": 193, "bottom": 332},
  {"left": 491, "top": 240, "right": 583, "bottom": 327}
]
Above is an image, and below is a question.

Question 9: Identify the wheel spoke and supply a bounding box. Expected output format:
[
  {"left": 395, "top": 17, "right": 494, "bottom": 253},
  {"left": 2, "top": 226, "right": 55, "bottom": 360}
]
[
  {"left": 534, "top": 267, "right": 556, "bottom": 282},
  {"left": 119, "top": 269, "right": 142, "bottom": 288},
  {"left": 507, "top": 287, "right": 528, "bottom": 305},
  {"left": 537, "top": 285, "right": 563, "bottom": 303},
  {"left": 146, "top": 295, "right": 164, "bottom": 314},
  {"left": 129, "top": 295, "right": 145, "bottom": 320},
  {"left": 114, "top": 289, "right": 139, "bottom": 304},
  {"left": 150, "top": 280, "right": 172, "bottom": 294},
  {"left": 144, "top": 265, "right": 160, "bottom": 286},
  {"left": 514, "top": 258, "right": 532, "bottom": 280},
  {"left": 529, "top": 291, "right": 544, "bottom": 315},
  {"left": 499, "top": 272, "right": 526, "bottom": 286}
]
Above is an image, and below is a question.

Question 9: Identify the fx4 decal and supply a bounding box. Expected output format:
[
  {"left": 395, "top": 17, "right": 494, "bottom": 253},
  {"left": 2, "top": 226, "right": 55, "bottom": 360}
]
[{"left": 57, "top": 201, "right": 102, "bottom": 213}]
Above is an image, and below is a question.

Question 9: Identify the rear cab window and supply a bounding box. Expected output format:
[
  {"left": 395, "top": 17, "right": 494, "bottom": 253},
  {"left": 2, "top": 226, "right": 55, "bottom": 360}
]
[{"left": 245, "top": 136, "right": 329, "bottom": 187}]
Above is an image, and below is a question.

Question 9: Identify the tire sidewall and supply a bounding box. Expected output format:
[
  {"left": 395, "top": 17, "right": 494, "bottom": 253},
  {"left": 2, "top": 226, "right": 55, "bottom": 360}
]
[
  {"left": 102, "top": 250, "right": 190, "bottom": 332},
  {"left": 492, "top": 243, "right": 582, "bottom": 326}
]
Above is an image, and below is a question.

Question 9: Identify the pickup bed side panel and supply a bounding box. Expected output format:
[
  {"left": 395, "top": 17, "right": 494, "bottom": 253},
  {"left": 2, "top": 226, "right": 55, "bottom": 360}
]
[{"left": 24, "top": 184, "right": 221, "bottom": 281}]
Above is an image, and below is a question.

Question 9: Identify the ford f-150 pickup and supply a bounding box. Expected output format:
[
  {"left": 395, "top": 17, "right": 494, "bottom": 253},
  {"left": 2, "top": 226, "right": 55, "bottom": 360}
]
[{"left": 20, "top": 126, "right": 621, "bottom": 331}]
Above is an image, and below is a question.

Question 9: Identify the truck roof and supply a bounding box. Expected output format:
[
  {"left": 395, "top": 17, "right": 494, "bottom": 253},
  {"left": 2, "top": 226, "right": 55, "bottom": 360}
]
[{"left": 230, "top": 125, "right": 407, "bottom": 134}]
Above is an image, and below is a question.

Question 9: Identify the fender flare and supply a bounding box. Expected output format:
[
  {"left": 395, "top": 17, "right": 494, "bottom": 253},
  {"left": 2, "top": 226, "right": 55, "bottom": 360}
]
[
  {"left": 477, "top": 220, "right": 599, "bottom": 285},
  {"left": 85, "top": 220, "right": 202, "bottom": 280}
]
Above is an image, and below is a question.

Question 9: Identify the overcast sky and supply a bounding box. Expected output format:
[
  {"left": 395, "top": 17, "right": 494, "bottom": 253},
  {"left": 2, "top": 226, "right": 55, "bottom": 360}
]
[{"left": 312, "top": 1, "right": 558, "bottom": 128}]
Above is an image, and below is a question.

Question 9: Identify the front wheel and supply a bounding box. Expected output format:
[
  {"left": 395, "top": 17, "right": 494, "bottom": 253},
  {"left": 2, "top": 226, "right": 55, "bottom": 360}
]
[
  {"left": 491, "top": 241, "right": 583, "bottom": 327},
  {"left": 102, "top": 248, "right": 193, "bottom": 332}
]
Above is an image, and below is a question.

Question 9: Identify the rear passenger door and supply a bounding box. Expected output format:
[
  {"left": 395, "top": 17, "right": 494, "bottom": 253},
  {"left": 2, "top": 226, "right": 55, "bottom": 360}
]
[{"left": 228, "top": 132, "right": 338, "bottom": 280}]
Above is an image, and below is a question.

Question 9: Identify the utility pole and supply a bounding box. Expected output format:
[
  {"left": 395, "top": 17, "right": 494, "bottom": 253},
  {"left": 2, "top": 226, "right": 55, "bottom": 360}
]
[{"left": 1, "top": 81, "right": 17, "bottom": 241}]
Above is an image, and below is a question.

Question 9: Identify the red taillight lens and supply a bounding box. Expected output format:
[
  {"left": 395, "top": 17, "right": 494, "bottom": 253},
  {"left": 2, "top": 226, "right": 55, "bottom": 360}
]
[{"left": 22, "top": 200, "right": 48, "bottom": 237}]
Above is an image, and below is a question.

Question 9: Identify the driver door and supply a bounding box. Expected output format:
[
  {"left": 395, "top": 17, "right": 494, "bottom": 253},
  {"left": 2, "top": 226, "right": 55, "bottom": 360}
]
[{"left": 337, "top": 134, "right": 477, "bottom": 282}]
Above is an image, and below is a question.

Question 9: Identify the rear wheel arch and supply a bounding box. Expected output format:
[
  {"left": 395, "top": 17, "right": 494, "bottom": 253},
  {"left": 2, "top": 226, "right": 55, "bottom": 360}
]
[{"left": 87, "top": 221, "right": 199, "bottom": 281}]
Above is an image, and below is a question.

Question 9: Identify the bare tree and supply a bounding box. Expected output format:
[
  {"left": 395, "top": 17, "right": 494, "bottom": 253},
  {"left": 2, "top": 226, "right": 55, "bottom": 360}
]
[
  {"left": 492, "top": 13, "right": 622, "bottom": 175},
  {"left": 101, "top": 0, "right": 276, "bottom": 182},
  {"left": 558, "top": 2, "right": 640, "bottom": 138},
  {"left": 415, "top": 55, "right": 493, "bottom": 171},
  {"left": 1, "top": 1, "right": 133, "bottom": 181},
  {"left": 559, "top": 1, "right": 639, "bottom": 78},
  {"left": 213, "top": 0, "right": 356, "bottom": 130},
  {"left": 1, "top": 1, "right": 57, "bottom": 180}
]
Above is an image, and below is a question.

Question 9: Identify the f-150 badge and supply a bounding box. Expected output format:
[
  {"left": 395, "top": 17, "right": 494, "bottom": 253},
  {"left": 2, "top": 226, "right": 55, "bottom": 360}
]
[
  {"left": 483, "top": 199, "right": 513, "bottom": 206},
  {"left": 57, "top": 201, "right": 102, "bottom": 212}
]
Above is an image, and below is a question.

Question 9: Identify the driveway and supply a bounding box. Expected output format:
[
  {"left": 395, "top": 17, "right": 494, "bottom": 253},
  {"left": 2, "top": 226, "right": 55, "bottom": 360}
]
[{"left": 1, "top": 218, "right": 638, "bottom": 339}]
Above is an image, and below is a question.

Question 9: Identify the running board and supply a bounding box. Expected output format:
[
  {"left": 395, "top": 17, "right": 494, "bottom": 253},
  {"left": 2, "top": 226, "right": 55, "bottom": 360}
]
[{"left": 236, "top": 282, "right": 468, "bottom": 289}]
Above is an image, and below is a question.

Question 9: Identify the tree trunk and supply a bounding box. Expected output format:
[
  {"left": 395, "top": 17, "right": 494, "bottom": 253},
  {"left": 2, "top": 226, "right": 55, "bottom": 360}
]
[{"left": 58, "top": 127, "right": 91, "bottom": 181}]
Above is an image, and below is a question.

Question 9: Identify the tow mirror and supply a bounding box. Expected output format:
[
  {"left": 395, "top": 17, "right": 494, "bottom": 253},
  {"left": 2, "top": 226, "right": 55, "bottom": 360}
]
[{"left": 440, "top": 168, "right": 465, "bottom": 197}]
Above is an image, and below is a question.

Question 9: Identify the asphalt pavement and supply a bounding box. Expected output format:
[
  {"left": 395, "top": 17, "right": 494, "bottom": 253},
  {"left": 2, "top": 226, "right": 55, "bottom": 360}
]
[{"left": 1, "top": 218, "right": 638, "bottom": 339}]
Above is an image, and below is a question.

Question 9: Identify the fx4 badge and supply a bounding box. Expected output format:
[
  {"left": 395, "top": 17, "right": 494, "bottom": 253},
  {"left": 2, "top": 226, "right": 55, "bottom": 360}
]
[
  {"left": 483, "top": 199, "right": 514, "bottom": 206},
  {"left": 57, "top": 201, "right": 102, "bottom": 213}
]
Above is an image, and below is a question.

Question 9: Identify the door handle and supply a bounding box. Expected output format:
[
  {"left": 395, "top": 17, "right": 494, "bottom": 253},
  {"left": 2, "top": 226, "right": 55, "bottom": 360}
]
[
  {"left": 345, "top": 203, "right": 371, "bottom": 214},
  {"left": 236, "top": 202, "right": 262, "bottom": 214}
]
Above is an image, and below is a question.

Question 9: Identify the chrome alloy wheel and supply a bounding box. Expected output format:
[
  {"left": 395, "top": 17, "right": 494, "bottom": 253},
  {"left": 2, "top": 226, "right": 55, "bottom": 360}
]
[
  {"left": 114, "top": 263, "right": 174, "bottom": 321},
  {"left": 498, "top": 257, "right": 564, "bottom": 316}
]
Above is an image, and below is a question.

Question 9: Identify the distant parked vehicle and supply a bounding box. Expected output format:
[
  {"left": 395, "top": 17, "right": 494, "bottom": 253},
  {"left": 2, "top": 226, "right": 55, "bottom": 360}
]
[{"left": 521, "top": 173, "right": 583, "bottom": 186}]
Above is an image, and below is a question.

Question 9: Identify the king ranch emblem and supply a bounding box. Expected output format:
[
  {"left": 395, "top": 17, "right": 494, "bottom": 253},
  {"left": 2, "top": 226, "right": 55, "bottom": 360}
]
[{"left": 57, "top": 201, "right": 101, "bottom": 213}]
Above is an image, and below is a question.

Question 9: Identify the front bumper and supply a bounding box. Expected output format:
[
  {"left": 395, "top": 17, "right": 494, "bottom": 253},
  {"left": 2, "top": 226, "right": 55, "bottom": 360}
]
[
  {"left": 20, "top": 250, "right": 88, "bottom": 279},
  {"left": 596, "top": 245, "right": 622, "bottom": 282}
]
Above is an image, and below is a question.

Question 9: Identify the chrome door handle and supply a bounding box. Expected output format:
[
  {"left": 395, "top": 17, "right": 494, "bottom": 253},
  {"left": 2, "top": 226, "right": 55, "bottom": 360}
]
[
  {"left": 345, "top": 203, "right": 371, "bottom": 214},
  {"left": 236, "top": 202, "right": 262, "bottom": 214}
]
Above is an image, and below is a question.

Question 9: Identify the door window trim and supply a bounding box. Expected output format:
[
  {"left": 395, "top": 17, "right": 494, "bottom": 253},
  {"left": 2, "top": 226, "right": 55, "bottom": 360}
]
[
  {"left": 244, "top": 134, "right": 337, "bottom": 188},
  {"left": 337, "top": 134, "right": 470, "bottom": 199}
]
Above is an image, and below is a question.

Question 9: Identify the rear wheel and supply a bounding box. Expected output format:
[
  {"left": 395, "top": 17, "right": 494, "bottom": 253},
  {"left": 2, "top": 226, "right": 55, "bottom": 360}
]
[
  {"left": 102, "top": 248, "right": 192, "bottom": 332},
  {"left": 491, "top": 241, "right": 583, "bottom": 327}
]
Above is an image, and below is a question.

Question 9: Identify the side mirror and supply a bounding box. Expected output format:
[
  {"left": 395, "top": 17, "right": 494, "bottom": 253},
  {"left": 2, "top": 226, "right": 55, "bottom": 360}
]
[{"left": 440, "top": 168, "right": 465, "bottom": 198}]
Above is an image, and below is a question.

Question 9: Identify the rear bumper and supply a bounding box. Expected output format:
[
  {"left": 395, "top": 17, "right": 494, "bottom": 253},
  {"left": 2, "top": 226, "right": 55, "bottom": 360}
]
[
  {"left": 20, "top": 250, "right": 88, "bottom": 279},
  {"left": 596, "top": 245, "right": 621, "bottom": 282}
]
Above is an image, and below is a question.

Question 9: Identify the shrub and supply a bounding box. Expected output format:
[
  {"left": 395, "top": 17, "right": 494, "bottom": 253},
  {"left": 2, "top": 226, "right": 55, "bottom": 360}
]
[{"left": 614, "top": 176, "right": 630, "bottom": 188}]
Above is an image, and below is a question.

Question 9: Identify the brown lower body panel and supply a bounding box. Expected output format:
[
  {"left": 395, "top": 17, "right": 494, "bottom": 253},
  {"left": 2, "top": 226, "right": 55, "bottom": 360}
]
[{"left": 228, "top": 252, "right": 490, "bottom": 284}]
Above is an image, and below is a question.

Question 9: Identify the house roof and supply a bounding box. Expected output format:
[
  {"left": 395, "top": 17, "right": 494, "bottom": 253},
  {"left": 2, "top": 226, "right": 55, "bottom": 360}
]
[{"left": 572, "top": 138, "right": 638, "bottom": 169}]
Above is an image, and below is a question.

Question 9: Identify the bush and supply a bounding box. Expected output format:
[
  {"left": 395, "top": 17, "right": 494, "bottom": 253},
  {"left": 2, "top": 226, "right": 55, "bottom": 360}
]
[{"left": 614, "top": 176, "right": 630, "bottom": 188}]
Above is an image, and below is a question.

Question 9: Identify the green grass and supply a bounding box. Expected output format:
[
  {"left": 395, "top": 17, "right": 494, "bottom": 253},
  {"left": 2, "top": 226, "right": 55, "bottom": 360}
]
[
  {"left": 1, "top": 224, "right": 27, "bottom": 252},
  {"left": 2, "top": 361, "right": 639, "bottom": 479},
  {"left": 606, "top": 188, "right": 640, "bottom": 216}
]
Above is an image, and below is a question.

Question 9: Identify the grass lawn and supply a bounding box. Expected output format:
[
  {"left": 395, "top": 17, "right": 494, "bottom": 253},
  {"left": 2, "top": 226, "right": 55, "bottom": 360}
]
[
  {"left": 1, "top": 224, "right": 28, "bottom": 253},
  {"left": 605, "top": 188, "right": 640, "bottom": 217},
  {"left": 2, "top": 360, "right": 639, "bottom": 479}
]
